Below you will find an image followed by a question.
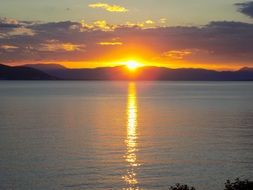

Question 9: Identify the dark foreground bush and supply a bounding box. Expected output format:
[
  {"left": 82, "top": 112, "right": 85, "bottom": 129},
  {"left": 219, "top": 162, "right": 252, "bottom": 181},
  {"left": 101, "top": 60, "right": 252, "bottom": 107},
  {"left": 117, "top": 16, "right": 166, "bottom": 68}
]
[
  {"left": 169, "top": 179, "right": 253, "bottom": 190},
  {"left": 169, "top": 183, "right": 196, "bottom": 190},
  {"left": 224, "top": 178, "right": 253, "bottom": 190}
]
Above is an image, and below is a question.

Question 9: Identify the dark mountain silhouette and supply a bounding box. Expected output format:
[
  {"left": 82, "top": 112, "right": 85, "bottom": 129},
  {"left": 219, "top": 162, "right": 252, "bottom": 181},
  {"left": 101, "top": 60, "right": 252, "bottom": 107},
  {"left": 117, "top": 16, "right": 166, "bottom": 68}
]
[
  {"left": 0, "top": 64, "right": 56, "bottom": 80},
  {"left": 24, "top": 64, "right": 253, "bottom": 81},
  {"left": 239, "top": 67, "right": 253, "bottom": 72},
  {"left": 24, "top": 63, "right": 66, "bottom": 71},
  {"left": 1, "top": 63, "right": 253, "bottom": 81}
]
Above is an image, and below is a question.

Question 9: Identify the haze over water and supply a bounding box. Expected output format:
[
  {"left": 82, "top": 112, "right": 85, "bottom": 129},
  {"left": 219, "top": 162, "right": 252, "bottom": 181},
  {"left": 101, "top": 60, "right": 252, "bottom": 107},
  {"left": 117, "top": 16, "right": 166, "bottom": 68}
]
[{"left": 0, "top": 81, "right": 253, "bottom": 190}]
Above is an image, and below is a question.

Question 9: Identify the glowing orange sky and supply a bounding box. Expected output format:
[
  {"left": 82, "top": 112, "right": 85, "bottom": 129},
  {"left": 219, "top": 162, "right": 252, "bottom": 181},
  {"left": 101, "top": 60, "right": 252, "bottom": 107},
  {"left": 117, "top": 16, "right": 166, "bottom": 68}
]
[{"left": 1, "top": 1, "right": 253, "bottom": 71}]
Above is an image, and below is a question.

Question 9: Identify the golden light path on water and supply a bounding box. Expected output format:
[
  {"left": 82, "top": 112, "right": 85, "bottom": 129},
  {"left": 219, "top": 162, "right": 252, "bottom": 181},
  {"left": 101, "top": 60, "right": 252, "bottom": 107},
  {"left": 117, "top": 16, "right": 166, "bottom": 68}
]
[{"left": 122, "top": 82, "right": 141, "bottom": 190}]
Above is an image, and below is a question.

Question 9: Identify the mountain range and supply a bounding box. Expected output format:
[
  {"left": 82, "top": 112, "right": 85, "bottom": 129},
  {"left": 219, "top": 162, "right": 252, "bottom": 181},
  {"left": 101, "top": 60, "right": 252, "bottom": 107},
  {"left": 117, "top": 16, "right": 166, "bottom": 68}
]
[{"left": 1, "top": 63, "right": 253, "bottom": 81}]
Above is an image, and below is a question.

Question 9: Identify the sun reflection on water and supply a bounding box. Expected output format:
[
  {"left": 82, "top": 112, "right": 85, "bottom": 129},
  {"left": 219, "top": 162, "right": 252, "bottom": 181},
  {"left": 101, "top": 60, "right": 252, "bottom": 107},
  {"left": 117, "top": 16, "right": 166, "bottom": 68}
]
[{"left": 122, "top": 82, "right": 141, "bottom": 190}]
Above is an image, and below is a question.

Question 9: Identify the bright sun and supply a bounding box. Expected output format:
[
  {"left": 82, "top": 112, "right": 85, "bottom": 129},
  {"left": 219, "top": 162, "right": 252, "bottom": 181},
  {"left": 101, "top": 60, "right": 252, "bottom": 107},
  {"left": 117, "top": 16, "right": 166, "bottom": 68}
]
[{"left": 126, "top": 60, "right": 141, "bottom": 70}]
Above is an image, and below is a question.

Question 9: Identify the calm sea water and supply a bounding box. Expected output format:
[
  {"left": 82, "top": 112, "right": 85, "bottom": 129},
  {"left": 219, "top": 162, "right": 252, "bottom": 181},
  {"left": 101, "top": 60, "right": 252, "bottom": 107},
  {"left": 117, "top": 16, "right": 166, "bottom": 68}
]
[{"left": 0, "top": 81, "right": 253, "bottom": 190}]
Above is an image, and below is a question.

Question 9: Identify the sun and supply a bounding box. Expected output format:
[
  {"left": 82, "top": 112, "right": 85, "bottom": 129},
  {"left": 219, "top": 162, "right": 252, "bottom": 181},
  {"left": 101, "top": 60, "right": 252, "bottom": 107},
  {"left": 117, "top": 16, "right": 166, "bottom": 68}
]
[{"left": 125, "top": 60, "right": 141, "bottom": 70}]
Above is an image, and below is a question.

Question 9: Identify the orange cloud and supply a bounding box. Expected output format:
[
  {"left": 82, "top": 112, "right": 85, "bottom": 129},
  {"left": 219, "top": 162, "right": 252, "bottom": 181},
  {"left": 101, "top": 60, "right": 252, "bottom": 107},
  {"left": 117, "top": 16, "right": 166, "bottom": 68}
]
[
  {"left": 0, "top": 45, "right": 19, "bottom": 49},
  {"left": 0, "top": 45, "right": 19, "bottom": 52},
  {"left": 39, "top": 40, "right": 86, "bottom": 52},
  {"left": 97, "top": 41, "right": 123, "bottom": 46},
  {"left": 163, "top": 50, "right": 192, "bottom": 60},
  {"left": 88, "top": 3, "right": 128, "bottom": 12}
]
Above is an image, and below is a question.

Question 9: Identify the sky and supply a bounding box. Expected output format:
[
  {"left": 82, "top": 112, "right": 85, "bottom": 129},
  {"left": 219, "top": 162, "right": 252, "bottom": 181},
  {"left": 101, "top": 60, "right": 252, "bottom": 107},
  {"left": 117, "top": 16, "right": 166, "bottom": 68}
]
[{"left": 1, "top": 0, "right": 253, "bottom": 70}]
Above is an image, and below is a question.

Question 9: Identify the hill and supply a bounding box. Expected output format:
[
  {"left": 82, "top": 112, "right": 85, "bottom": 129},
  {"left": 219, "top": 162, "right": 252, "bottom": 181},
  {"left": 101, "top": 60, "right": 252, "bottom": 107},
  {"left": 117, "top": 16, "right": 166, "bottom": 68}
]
[{"left": 0, "top": 64, "right": 56, "bottom": 80}]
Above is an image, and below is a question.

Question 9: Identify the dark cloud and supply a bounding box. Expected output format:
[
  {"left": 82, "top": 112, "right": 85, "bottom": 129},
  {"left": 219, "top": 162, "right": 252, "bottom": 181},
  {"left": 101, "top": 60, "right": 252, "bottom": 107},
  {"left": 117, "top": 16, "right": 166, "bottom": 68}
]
[
  {"left": 1, "top": 18, "right": 253, "bottom": 67},
  {"left": 0, "top": 23, "right": 19, "bottom": 28},
  {"left": 236, "top": 1, "right": 253, "bottom": 18}
]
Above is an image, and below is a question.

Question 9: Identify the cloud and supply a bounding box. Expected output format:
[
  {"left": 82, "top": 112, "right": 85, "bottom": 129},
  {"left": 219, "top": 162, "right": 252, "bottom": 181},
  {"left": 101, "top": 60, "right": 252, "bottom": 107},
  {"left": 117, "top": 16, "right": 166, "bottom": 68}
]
[
  {"left": 162, "top": 50, "right": 192, "bottom": 60},
  {"left": 145, "top": 20, "right": 155, "bottom": 24},
  {"left": 97, "top": 41, "right": 123, "bottom": 46},
  {"left": 0, "top": 17, "right": 35, "bottom": 37},
  {"left": 7, "top": 27, "right": 35, "bottom": 36},
  {"left": 159, "top": 18, "right": 167, "bottom": 24},
  {"left": 236, "top": 1, "right": 253, "bottom": 18},
  {"left": 1, "top": 18, "right": 253, "bottom": 68},
  {"left": 79, "top": 20, "right": 116, "bottom": 31},
  {"left": 88, "top": 3, "right": 128, "bottom": 12},
  {"left": 39, "top": 40, "right": 86, "bottom": 52},
  {"left": 0, "top": 45, "right": 19, "bottom": 52},
  {"left": 0, "top": 17, "right": 20, "bottom": 27},
  {"left": 78, "top": 20, "right": 160, "bottom": 32}
]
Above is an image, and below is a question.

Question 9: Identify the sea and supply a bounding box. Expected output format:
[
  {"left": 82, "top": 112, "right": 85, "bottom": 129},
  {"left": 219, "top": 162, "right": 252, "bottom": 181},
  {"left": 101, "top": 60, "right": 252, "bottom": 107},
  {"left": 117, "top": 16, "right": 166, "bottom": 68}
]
[{"left": 0, "top": 81, "right": 253, "bottom": 190}]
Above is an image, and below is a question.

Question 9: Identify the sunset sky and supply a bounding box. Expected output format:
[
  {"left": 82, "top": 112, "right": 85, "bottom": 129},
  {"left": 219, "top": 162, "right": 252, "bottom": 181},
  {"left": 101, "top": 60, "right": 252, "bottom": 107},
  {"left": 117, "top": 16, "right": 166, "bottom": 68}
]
[{"left": 1, "top": 0, "right": 253, "bottom": 70}]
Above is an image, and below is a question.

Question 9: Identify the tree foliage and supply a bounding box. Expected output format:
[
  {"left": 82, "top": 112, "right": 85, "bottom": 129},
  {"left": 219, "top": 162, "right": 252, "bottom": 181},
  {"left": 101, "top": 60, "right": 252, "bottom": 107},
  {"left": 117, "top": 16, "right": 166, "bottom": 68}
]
[
  {"left": 169, "top": 183, "right": 196, "bottom": 190},
  {"left": 224, "top": 178, "right": 253, "bottom": 190}
]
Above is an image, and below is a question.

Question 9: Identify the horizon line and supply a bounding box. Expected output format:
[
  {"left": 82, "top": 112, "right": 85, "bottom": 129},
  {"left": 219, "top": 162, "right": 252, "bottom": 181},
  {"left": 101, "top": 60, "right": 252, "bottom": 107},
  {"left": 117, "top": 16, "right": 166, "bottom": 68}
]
[{"left": 1, "top": 63, "right": 252, "bottom": 72}]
